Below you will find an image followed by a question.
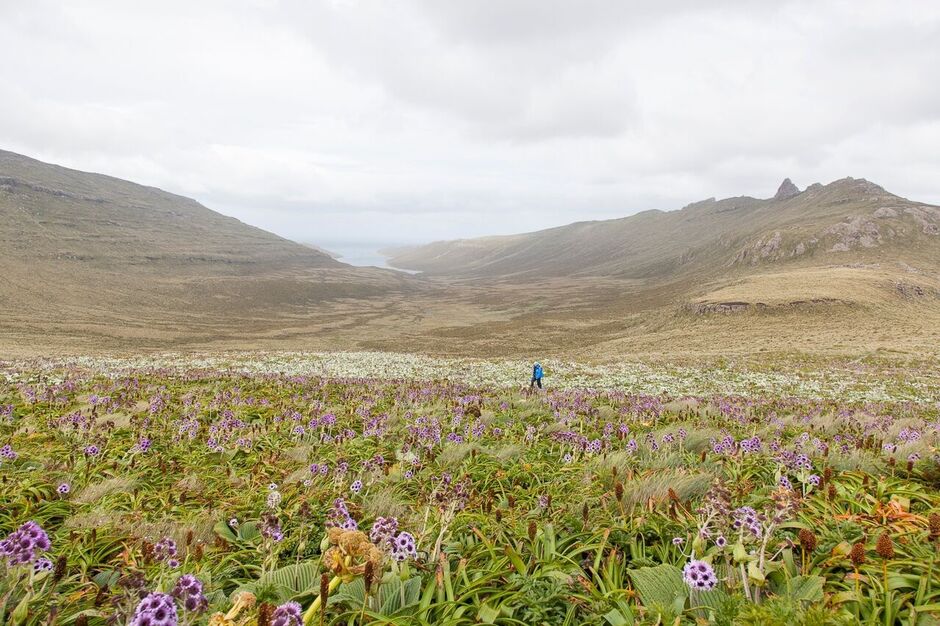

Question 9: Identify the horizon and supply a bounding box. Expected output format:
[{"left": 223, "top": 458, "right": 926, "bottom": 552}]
[
  {"left": 3, "top": 0, "right": 939, "bottom": 253},
  {"left": 2, "top": 145, "right": 924, "bottom": 267}
]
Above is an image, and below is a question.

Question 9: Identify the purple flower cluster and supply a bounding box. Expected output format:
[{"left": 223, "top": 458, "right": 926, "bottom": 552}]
[
  {"left": 172, "top": 574, "right": 207, "bottom": 612},
  {"left": 271, "top": 601, "right": 303, "bottom": 626},
  {"left": 739, "top": 436, "right": 762, "bottom": 454},
  {"left": 732, "top": 506, "right": 763, "bottom": 538},
  {"left": 391, "top": 531, "right": 417, "bottom": 562},
  {"left": 327, "top": 498, "right": 357, "bottom": 530},
  {"left": 153, "top": 537, "right": 180, "bottom": 567},
  {"left": 0, "top": 521, "right": 51, "bottom": 565},
  {"left": 130, "top": 592, "right": 178, "bottom": 626},
  {"left": 262, "top": 514, "right": 284, "bottom": 542},
  {"left": 0, "top": 444, "right": 16, "bottom": 460},
  {"left": 309, "top": 462, "right": 330, "bottom": 476},
  {"left": 34, "top": 557, "right": 54, "bottom": 572},
  {"left": 683, "top": 559, "right": 718, "bottom": 590},
  {"left": 369, "top": 516, "right": 400, "bottom": 547}
]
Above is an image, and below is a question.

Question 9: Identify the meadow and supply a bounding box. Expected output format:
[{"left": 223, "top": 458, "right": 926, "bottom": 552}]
[{"left": 2, "top": 353, "right": 940, "bottom": 625}]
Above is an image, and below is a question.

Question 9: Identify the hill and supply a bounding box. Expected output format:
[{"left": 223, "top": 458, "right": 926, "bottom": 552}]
[
  {"left": 2, "top": 149, "right": 938, "bottom": 361},
  {"left": 388, "top": 177, "right": 940, "bottom": 281},
  {"left": 384, "top": 178, "right": 940, "bottom": 359},
  {"left": 0, "top": 150, "right": 415, "bottom": 353}
]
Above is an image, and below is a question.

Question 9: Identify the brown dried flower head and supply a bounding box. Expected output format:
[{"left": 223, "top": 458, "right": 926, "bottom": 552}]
[
  {"left": 798, "top": 528, "right": 817, "bottom": 552},
  {"left": 849, "top": 541, "right": 866, "bottom": 567},
  {"left": 875, "top": 532, "right": 895, "bottom": 559}
]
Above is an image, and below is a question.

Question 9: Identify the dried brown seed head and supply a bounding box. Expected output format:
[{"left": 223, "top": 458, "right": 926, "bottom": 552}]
[
  {"left": 876, "top": 532, "right": 895, "bottom": 559},
  {"left": 849, "top": 540, "right": 866, "bottom": 567}
]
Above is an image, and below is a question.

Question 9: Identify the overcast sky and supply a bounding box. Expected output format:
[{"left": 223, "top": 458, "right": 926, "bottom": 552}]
[{"left": 2, "top": 0, "right": 939, "bottom": 252}]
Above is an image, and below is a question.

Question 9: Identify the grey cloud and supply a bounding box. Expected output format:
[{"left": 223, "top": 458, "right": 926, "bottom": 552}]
[{"left": 1, "top": 0, "right": 938, "bottom": 249}]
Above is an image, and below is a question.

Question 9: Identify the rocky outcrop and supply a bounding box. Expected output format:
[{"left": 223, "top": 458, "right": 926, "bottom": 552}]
[
  {"left": 774, "top": 178, "right": 801, "bottom": 201},
  {"left": 825, "top": 216, "right": 883, "bottom": 251}
]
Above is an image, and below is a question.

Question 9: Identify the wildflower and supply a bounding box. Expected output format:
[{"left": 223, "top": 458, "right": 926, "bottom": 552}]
[
  {"left": 672, "top": 536, "right": 685, "bottom": 546},
  {"left": 929, "top": 513, "right": 940, "bottom": 541},
  {"left": 34, "top": 557, "right": 54, "bottom": 573},
  {"left": 83, "top": 445, "right": 100, "bottom": 457},
  {"left": 807, "top": 474, "right": 821, "bottom": 486},
  {"left": 262, "top": 514, "right": 284, "bottom": 542},
  {"left": 172, "top": 574, "right": 208, "bottom": 613},
  {"left": 0, "top": 444, "right": 16, "bottom": 460},
  {"left": 849, "top": 541, "right": 866, "bottom": 567},
  {"left": 350, "top": 479, "right": 363, "bottom": 494},
  {"left": 57, "top": 482, "right": 71, "bottom": 495},
  {"left": 130, "top": 592, "right": 178, "bottom": 626},
  {"left": 0, "top": 521, "right": 51, "bottom": 565},
  {"left": 267, "top": 490, "right": 282, "bottom": 509},
  {"left": 391, "top": 532, "right": 417, "bottom": 562},
  {"left": 798, "top": 528, "right": 818, "bottom": 552},
  {"left": 271, "top": 601, "right": 302, "bottom": 626},
  {"left": 682, "top": 559, "right": 718, "bottom": 591},
  {"left": 229, "top": 517, "right": 239, "bottom": 528},
  {"left": 875, "top": 532, "right": 895, "bottom": 559},
  {"left": 268, "top": 483, "right": 278, "bottom": 491},
  {"left": 715, "top": 535, "right": 727, "bottom": 548},
  {"left": 369, "top": 516, "right": 399, "bottom": 548},
  {"left": 153, "top": 537, "right": 178, "bottom": 564}
]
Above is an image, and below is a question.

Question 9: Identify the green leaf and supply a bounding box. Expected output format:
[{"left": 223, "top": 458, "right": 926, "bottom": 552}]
[
  {"left": 783, "top": 575, "right": 824, "bottom": 602},
  {"left": 379, "top": 576, "right": 422, "bottom": 615},
  {"left": 10, "top": 593, "right": 30, "bottom": 625},
  {"left": 747, "top": 562, "right": 765, "bottom": 583},
  {"left": 477, "top": 603, "right": 500, "bottom": 624},
  {"left": 603, "top": 607, "right": 635, "bottom": 626},
  {"left": 237, "top": 521, "right": 261, "bottom": 543},
  {"left": 627, "top": 564, "right": 687, "bottom": 608},
  {"left": 213, "top": 520, "right": 238, "bottom": 543},
  {"left": 232, "top": 561, "right": 320, "bottom": 602}
]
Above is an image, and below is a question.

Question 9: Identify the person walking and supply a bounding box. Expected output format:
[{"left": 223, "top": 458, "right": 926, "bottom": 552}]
[{"left": 530, "top": 362, "right": 544, "bottom": 389}]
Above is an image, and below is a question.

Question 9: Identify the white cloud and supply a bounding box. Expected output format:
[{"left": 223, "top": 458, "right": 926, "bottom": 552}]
[{"left": 1, "top": 0, "right": 938, "bottom": 252}]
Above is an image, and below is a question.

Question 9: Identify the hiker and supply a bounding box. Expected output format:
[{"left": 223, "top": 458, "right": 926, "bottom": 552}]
[{"left": 530, "top": 362, "right": 544, "bottom": 389}]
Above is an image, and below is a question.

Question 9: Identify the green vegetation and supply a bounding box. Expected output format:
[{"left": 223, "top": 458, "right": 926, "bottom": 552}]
[{"left": 1, "top": 359, "right": 939, "bottom": 625}]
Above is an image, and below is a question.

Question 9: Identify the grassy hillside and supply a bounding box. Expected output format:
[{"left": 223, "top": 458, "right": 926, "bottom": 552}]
[{"left": 388, "top": 178, "right": 940, "bottom": 281}]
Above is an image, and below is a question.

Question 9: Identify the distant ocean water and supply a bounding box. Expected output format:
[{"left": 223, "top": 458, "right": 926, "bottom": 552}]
[{"left": 316, "top": 241, "right": 420, "bottom": 273}]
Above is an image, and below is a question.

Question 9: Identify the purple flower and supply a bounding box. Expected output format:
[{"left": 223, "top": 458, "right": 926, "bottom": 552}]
[
  {"left": 0, "top": 521, "right": 51, "bottom": 565},
  {"left": 130, "top": 592, "right": 178, "bottom": 626},
  {"left": 715, "top": 535, "right": 727, "bottom": 548},
  {"left": 682, "top": 559, "right": 718, "bottom": 591},
  {"left": 83, "top": 444, "right": 100, "bottom": 457},
  {"left": 153, "top": 537, "right": 178, "bottom": 564},
  {"left": 172, "top": 574, "right": 207, "bottom": 613},
  {"left": 0, "top": 444, "right": 16, "bottom": 460},
  {"left": 672, "top": 536, "right": 685, "bottom": 546},
  {"left": 57, "top": 482, "right": 71, "bottom": 495},
  {"left": 391, "top": 531, "right": 417, "bottom": 562},
  {"left": 271, "top": 601, "right": 302, "bottom": 626},
  {"left": 350, "top": 479, "right": 363, "bottom": 494},
  {"left": 34, "top": 557, "right": 54, "bottom": 573},
  {"left": 369, "top": 517, "right": 400, "bottom": 548}
]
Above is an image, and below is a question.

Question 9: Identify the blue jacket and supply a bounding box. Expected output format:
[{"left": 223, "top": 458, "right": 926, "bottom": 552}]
[{"left": 533, "top": 364, "right": 543, "bottom": 379}]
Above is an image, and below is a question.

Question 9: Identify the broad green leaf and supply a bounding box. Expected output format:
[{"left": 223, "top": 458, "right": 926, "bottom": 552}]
[
  {"left": 213, "top": 520, "right": 238, "bottom": 543},
  {"left": 627, "top": 564, "right": 687, "bottom": 608},
  {"left": 783, "top": 575, "right": 825, "bottom": 602},
  {"left": 477, "top": 603, "right": 500, "bottom": 624}
]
